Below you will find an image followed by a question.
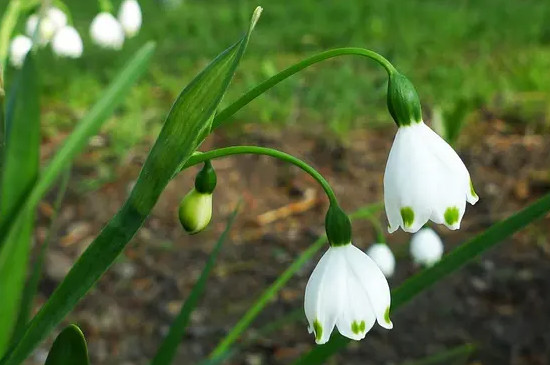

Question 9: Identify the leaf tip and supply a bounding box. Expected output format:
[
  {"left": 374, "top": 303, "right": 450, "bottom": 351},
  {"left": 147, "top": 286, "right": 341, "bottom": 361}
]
[{"left": 250, "top": 6, "right": 263, "bottom": 31}]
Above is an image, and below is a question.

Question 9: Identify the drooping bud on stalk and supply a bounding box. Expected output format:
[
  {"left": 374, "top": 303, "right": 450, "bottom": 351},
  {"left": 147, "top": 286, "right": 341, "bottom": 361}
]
[
  {"left": 387, "top": 72, "right": 422, "bottom": 127},
  {"left": 325, "top": 204, "right": 352, "bottom": 247},
  {"left": 178, "top": 161, "right": 217, "bottom": 234}
]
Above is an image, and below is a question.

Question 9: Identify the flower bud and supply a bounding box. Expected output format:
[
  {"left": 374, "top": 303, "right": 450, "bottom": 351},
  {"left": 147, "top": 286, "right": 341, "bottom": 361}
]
[
  {"left": 387, "top": 72, "right": 422, "bottom": 127},
  {"left": 325, "top": 204, "right": 352, "bottom": 247},
  {"left": 178, "top": 189, "right": 213, "bottom": 234},
  {"left": 118, "top": 0, "right": 142, "bottom": 37},
  {"left": 410, "top": 227, "right": 444, "bottom": 267}
]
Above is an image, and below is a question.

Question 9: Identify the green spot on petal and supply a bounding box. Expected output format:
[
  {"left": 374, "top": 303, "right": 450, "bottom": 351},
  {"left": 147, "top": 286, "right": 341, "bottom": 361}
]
[
  {"left": 384, "top": 307, "right": 391, "bottom": 325},
  {"left": 470, "top": 179, "right": 478, "bottom": 198},
  {"left": 351, "top": 320, "right": 360, "bottom": 335},
  {"left": 359, "top": 320, "right": 366, "bottom": 332},
  {"left": 400, "top": 207, "right": 415, "bottom": 228},
  {"left": 444, "top": 206, "right": 459, "bottom": 226},
  {"left": 313, "top": 320, "right": 323, "bottom": 341}
]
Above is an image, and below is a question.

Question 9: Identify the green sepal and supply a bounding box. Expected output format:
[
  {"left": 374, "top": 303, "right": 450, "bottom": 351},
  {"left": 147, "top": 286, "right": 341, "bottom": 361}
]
[
  {"left": 195, "top": 160, "right": 217, "bottom": 194},
  {"left": 387, "top": 72, "right": 422, "bottom": 127},
  {"left": 325, "top": 204, "right": 352, "bottom": 246}
]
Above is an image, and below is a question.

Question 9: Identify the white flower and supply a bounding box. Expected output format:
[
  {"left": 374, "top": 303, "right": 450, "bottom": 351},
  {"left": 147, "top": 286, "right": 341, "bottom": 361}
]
[
  {"left": 366, "top": 243, "right": 396, "bottom": 278},
  {"left": 9, "top": 35, "right": 33, "bottom": 68},
  {"left": 118, "top": 0, "right": 142, "bottom": 37},
  {"left": 304, "top": 243, "right": 392, "bottom": 344},
  {"left": 89, "top": 13, "right": 125, "bottom": 50},
  {"left": 384, "top": 121, "right": 478, "bottom": 233},
  {"left": 410, "top": 227, "right": 444, "bottom": 267},
  {"left": 25, "top": 15, "right": 56, "bottom": 45},
  {"left": 178, "top": 189, "right": 213, "bottom": 234},
  {"left": 46, "top": 7, "right": 68, "bottom": 30},
  {"left": 52, "top": 26, "right": 83, "bottom": 58}
]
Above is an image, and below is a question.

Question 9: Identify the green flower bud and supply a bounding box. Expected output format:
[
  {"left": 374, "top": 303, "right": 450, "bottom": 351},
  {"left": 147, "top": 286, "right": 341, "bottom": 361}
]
[
  {"left": 195, "top": 161, "right": 217, "bottom": 194},
  {"left": 325, "top": 204, "right": 352, "bottom": 247},
  {"left": 178, "top": 189, "right": 213, "bottom": 234},
  {"left": 387, "top": 72, "right": 422, "bottom": 127}
]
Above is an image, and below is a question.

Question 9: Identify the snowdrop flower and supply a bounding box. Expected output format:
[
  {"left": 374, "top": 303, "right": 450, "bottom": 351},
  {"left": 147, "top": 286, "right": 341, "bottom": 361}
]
[
  {"left": 118, "top": 0, "right": 142, "bottom": 37},
  {"left": 366, "top": 243, "right": 396, "bottom": 278},
  {"left": 25, "top": 15, "right": 56, "bottom": 45},
  {"left": 9, "top": 35, "right": 32, "bottom": 68},
  {"left": 178, "top": 189, "right": 213, "bottom": 234},
  {"left": 52, "top": 26, "right": 83, "bottom": 58},
  {"left": 89, "top": 13, "right": 125, "bottom": 50},
  {"left": 384, "top": 72, "right": 478, "bottom": 233},
  {"left": 47, "top": 7, "right": 68, "bottom": 30},
  {"left": 410, "top": 227, "right": 444, "bottom": 267},
  {"left": 304, "top": 205, "right": 392, "bottom": 344}
]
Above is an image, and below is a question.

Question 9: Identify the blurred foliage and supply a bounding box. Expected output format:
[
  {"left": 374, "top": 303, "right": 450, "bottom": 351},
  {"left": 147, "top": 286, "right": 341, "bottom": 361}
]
[{"left": 3, "top": 0, "right": 550, "bottom": 156}]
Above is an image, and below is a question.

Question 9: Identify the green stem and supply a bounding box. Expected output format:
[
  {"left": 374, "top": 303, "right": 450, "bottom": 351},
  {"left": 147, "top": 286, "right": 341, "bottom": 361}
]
[
  {"left": 181, "top": 146, "right": 338, "bottom": 205},
  {"left": 97, "top": 0, "right": 113, "bottom": 13},
  {"left": 212, "top": 47, "right": 396, "bottom": 129},
  {"left": 365, "top": 213, "right": 386, "bottom": 244}
]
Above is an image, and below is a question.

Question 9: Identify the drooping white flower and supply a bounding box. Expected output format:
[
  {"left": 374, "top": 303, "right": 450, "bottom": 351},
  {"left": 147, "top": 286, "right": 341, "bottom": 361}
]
[
  {"left": 25, "top": 15, "right": 56, "bottom": 45},
  {"left": 410, "top": 227, "right": 444, "bottom": 267},
  {"left": 118, "top": 0, "right": 142, "bottom": 37},
  {"left": 52, "top": 26, "right": 83, "bottom": 58},
  {"left": 366, "top": 243, "right": 396, "bottom": 278},
  {"left": 304, "top": 243, "right": 392, "bottom": 344},
  {"left": 89, "top": 13, "right": 125, "bottom": 50},
  {"left": 178, "top": 189, "right": 213, "bottom": 234},
  {"left": 46, "top": 7, "right": 68, "bottom": 31},
  {"left": 384, "top": 121, "right": 478, "bottom": 233},
  {"left": 9, "top": 35, "right": 33, "bottom": 68}
]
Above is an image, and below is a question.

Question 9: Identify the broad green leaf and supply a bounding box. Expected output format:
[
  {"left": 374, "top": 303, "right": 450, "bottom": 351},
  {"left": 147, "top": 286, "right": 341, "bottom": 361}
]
[
  {"left": 0, "top": 54, "right": 40, "bottom": 356},
  {"left": 0, "top": 8, "right": 261, "bottom": 365},
  {"left": 293, "top": 192, "right": 550, "bottom": 364},
  {"left": 44, "top": 325, "right": 89, "bottom": 365},
  {"left": 151, "top": 204, "right": 240, "bottom": 365},
  {"left": 13, "top": 169, "right": 71, "bottom": 341}
]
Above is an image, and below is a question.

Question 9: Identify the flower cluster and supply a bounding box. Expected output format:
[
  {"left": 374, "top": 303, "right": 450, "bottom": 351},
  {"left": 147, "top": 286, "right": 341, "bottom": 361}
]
[{"left": 8, "top": 1, "right": 142, "bottom": 68}]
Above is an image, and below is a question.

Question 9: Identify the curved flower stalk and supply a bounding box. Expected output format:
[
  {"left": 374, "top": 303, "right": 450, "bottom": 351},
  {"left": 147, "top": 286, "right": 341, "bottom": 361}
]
[
  {"left": 366, "top": 243, "right": 395, "bottom": 278},
  {"left": 118, "top": 0, "right": 142, "bottom": 37},
  {"left": 51, "top": 26, "right": 83, "bottom": 58},
  {"left": 90, "top": 13, "right": 125, "bottom": 50},
  {"left": 384, "top": 72, "right": 479, "bottom": 233},
  {"left": 9, "top": 35, "right": 32, "bottom": 68},
  {"left": 410, "top": 227, "right": 444, "bottom": 267}
]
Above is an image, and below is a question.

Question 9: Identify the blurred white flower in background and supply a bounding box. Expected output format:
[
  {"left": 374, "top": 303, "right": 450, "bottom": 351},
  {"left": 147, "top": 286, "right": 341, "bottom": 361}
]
[
  {"left": 304, "top": 243, "right": 392, "bottom": 344},
  {"left": 384, "top": 121, "right": 479, "bottom": 234},
  {"left": 52, "top": 26, "right": 83, "bottom": 58},
  {"left": 366, "top": 243, "right": 396, "bottom": 278},
  {"left": 90, "top": 13, "right": 125, "bottom": 50},
  {"left": 9, "top": 35, "right": 33, "bottom": 68},
  {"left": 410, "top": 227, "right": 444, "bottom": 267},
  {"left": 46, "top": 7, "right": 68, "bottom": 31},
  {"left": 118, "top": 0, "right": 142, "bottom": 37},
  {"left": 25, "top": 15, "right": 56, "bottom": 45}
]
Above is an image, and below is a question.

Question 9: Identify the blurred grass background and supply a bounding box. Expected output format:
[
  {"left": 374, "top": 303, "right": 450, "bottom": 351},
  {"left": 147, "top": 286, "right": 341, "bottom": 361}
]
[{"left": 6, "top": 0, "right": 550, "bottom": 162}]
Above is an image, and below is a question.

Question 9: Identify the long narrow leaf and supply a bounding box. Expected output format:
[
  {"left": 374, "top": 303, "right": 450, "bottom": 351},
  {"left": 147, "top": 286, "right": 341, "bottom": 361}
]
[
  {"left": 0, "top": 54, "right": 40, "bottom": 356},
  {"left": 151, "top": 204, "right": 240, "bottom": 365},
  {"left": 0, "top": 8, "right": 262, "bottom": 365},
  {"left": 294, "top": 193, "right": 550, "bottom": 364},
  {"left": 0, "top": 0, "right": 23, "bottom": 70},
  {"left": 13, "top": 169, "right": 71, "bottom": 340},
  {"left": 44, "top": 324, "right": 89, "bottom": 365}
]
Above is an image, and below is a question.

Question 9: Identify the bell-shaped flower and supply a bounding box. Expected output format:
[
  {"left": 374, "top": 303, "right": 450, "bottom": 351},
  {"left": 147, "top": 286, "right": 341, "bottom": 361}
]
[
  {"left": 384, "top": 121, "right": 478, "bottom": 233},
  {"left": 178, "top": 189, "right": 213, "bottom": 234},
  {"left": 366, "top": 243, "right": 396, "bottom": 278},
  {"left": 52, "top": 26, "right": 83, "bottom": 58},
  {"left": 90, "top": 13, "right": 125, "bottom": 50},
  {"left": 25, "top": 15, "right": 56, "bottom": 45},
  {"left": 9, "top": 35, "right": 32, "bottom": 68},
  {"left": 46, "top": 7, "right": 68, "bottom": 31},
  {"left": 304, "top": 243, "right": 393, "bottom": 344},
  {"left": 410, "top": 227, "right": 443, "bottom": 267},
  {"left": 118, "top": 0, "right": 142, "bottom": 37}
]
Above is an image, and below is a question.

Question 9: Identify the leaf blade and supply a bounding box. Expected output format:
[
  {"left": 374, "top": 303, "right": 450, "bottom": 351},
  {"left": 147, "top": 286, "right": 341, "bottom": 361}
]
[{"left": 44, "top": 324, "right": 89, "bottom": 365}]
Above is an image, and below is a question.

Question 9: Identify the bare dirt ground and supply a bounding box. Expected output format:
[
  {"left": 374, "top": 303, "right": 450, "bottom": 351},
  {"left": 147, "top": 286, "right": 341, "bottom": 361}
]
[{"left": 27, "top": 119, "right": 550, "bottom": 365}]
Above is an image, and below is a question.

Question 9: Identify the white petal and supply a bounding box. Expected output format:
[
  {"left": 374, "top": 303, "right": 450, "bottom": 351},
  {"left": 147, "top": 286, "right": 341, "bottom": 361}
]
[
  {"left": 52, "top": 26, "right": 83, "bottom": 58},
  {"left": 304, "top": 247, "right": 345, "bottom": 344},
  {"left": 90, "top": 13, "right": 125, "bottom": 50},
  {"left": 118, "top": 0, "right": 142, "bottom": 37},
  {"left": 335, "top": 268, "right": 376, "bottom": 341},
  {"left": 344, "top": 244, "right": 393, "bottom": 329}
]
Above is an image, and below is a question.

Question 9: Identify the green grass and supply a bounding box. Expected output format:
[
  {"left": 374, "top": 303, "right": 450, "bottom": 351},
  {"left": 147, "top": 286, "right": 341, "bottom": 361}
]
[{"left": 6, "top": 0, "right": 550, "bottom": 160}]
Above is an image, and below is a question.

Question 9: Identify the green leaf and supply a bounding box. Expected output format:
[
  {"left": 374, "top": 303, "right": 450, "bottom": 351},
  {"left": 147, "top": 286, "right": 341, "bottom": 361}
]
[
  {"left": 400, "top": 344, "right": 475, "bottom": 365},
  {"left": 13, "top": 169, "right": 71, "bottom": 341},
  {"left": 151, "top": 204, "right": 240, "bottom": 365},
  {"left": 293, "top": 192, "right": 550, "bottom": 364},
  {"left": 44, "top": 324, "right": 89, "bottom": 365},
  {"left": 0, "top": 54, "right": 40, "bottom": 356},
  {"left": 0, "top": 0, "right": 23, "bottom": 69},
  {"left": 0, "top": 8, "right": 261, "bottom": 365}
]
